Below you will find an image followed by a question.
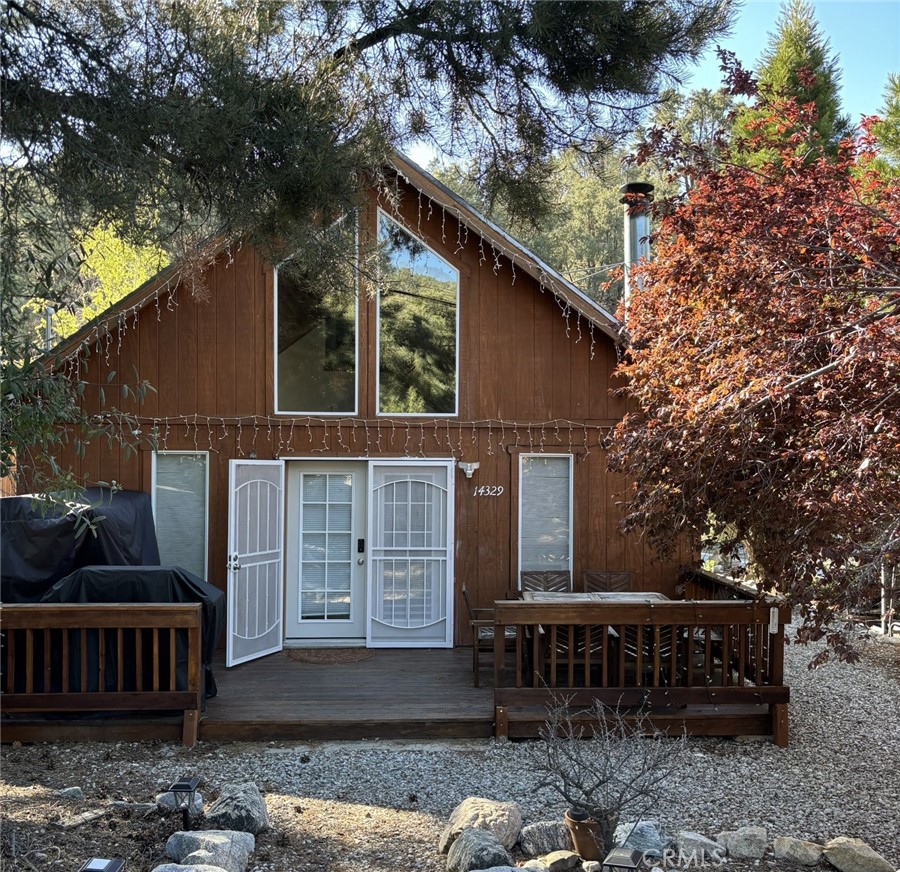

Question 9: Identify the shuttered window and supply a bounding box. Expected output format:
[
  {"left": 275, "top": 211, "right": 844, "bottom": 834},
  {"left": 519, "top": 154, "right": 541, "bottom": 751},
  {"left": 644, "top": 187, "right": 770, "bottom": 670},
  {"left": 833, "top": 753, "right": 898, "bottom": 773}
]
[
  {"left": 152, "top": 451, "right": 209, "bottom": 579},
  {"left": 519, "top": 454, "right": 572, "bottom": 572}
]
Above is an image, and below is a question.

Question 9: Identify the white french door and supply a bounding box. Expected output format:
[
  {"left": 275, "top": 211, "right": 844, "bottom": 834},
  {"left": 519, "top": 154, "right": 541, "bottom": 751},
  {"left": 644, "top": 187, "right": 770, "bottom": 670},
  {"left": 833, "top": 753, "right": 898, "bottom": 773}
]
[
  {"left": 226, "top": 459, "right": 285, "bottom": 666},
  {"left": 285, "top": 462, "right": 367, "bottom": 642},
  {"left": 367, "top": 461, "right": 454, "bottom": 647}
]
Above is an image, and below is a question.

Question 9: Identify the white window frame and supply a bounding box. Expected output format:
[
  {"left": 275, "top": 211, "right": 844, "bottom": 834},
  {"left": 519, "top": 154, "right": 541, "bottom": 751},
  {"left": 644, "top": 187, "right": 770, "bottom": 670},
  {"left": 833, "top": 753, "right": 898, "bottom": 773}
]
[
  {"left": 273, "top": 221, "right": 360, "bottom": 416},
  {"left": 151, "top": 450, "right": 209, "bottom": 578},
  {"left": 375, "top": 208, "right": 460, "bottom": 418},
  {"left": 517, "top": 453, "right": 573, "bottom": 577}
]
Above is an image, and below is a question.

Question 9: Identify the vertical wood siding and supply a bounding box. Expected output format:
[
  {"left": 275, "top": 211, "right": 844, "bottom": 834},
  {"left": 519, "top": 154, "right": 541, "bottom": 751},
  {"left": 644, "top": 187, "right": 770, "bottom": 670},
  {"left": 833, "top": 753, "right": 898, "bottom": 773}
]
[{"left": 52, "top": 181, "right": 683, "bottom": 644}]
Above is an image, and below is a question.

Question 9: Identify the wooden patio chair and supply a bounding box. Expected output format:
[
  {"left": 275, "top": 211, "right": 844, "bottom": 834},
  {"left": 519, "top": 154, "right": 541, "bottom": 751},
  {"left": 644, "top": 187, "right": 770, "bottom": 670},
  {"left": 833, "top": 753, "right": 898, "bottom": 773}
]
[
  {"left": 583, "top": 570, "right": 632, "bottom": 593},
  {"left": 462, "top": 583, "right": 517, "bottom": 687},
  {"left": 520, "top": 570, "right": 572, "bottom": 592}
]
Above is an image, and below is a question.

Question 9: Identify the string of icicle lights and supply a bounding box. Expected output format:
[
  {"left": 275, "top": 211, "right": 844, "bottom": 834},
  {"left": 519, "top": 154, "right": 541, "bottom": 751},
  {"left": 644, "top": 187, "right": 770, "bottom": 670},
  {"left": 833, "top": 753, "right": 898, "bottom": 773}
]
[
  {"left": 79, "top": 413, "right": 617, "bottom": 459},
  {"left": 53, "top": 175, "right": 623, "bottom": 381}
]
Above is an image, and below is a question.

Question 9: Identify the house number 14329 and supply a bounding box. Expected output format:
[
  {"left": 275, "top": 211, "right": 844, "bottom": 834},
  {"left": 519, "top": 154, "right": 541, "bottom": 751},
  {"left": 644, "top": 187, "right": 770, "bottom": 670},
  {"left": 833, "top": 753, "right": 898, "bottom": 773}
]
[{"left": 473, "top": 485, "right": 504, "bottom": 496}]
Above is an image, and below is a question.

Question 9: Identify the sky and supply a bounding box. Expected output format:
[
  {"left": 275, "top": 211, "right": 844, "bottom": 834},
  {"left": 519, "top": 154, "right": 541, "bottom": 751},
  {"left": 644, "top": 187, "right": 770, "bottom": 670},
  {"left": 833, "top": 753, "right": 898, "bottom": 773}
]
[
  {"left": 408, "top": 0, "right": 899, "bottom": 167},
  {"left": 685, "top": 0, "right": 899, "bottom": 123}
]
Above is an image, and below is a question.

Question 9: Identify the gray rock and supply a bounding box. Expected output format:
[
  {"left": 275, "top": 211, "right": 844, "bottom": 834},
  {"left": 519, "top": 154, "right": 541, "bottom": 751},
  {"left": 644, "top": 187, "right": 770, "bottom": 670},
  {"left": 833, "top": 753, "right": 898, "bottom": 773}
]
[
  {"left": 151, "top": 863, "right": 227, "bottom": 872},
  {"left": 615, "top": 821, "right": 669, "bottom": 858},
  {"left": 151, "top": 866, "right": 229, "bottom": 872},
  {"left": 156, "top": 790, "right": 204, "bottom": 817},
  {"left": 539, "top": 850, "right": 581, "bottom": 871},
  {"left": 182, "top": 849, "right": 242, "bottom": 872},
  {"left": 521, "top": 863, "right": 551, "bottom": 872},
  {"left": 581, "top": 863, "right": 602, "bottom": 872},
  {"left": 56, "top": 787, "right": 84, "bottom": 799},
  {"left": 675, "top": 832, "right": 725, "bottom": 862},
  {"left": 716, "top": 826, "right": 767, "bottom": 859},
  {"left": 204, "top": 783, "right": 269, "bottom": 835},
  {"left": 165, "top": 830, "right": 255, "bottom": 872},
  {"left": 824, "top": 836, "right": 894, "bottom": 872},
  {"left": 773, "top": 836, "right": 823, "bottom": 865},
  {"left": 519, "top": 821, "right": 572, "bottom": 855},
  {"left": 439, "top": 797, "right": 523, "bottom": 853},
  {"left": 447, "top": 828, "right": 513, "bottom": 872},
  {"left": 470, "top": 868, "right": 522, "bottom": 872}
]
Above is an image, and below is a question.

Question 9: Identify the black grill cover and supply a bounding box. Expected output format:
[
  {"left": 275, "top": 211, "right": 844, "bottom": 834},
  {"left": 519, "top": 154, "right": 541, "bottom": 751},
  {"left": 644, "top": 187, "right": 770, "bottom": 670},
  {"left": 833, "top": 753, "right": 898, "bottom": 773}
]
[
  {"left": 40, "top": 565, "right": 225, "bottom": 698},
  {"left": 1, "top": 489, "right": 161, "bottom": 602}
]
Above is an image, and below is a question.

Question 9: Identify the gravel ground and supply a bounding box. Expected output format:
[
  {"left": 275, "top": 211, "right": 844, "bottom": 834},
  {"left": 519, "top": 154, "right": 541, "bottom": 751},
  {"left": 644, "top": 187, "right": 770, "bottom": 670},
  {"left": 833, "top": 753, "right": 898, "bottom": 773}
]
[{"left": 2, "top": 628, "right": 899, "bottom": 871}]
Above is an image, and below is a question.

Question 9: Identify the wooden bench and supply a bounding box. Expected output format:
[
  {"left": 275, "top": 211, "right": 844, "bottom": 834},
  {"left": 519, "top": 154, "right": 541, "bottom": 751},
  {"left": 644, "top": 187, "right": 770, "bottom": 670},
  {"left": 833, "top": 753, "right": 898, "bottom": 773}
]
[{"left": 1, "top": 603, "right": 203, "bottom": 746}]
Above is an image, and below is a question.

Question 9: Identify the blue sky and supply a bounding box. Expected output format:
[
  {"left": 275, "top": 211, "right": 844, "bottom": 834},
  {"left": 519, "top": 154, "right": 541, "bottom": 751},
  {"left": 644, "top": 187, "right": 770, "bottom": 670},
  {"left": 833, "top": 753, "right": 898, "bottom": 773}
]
[{"left": 682, "top": 0, "right": 899, "bottom": 123}]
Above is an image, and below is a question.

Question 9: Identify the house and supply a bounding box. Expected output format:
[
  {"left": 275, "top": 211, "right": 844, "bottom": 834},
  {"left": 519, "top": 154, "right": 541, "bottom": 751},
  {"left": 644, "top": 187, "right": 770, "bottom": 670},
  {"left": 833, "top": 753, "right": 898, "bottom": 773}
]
[{"left": 45, "top": 154, "right": 689, "bottom": 665}]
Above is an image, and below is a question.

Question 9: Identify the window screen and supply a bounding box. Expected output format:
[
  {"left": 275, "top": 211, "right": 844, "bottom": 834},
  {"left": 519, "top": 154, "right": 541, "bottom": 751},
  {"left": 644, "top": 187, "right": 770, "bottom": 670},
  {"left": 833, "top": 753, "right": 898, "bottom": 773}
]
[
  {"left": 519, "top": 455, "right": 572, "bottom": 571},
  {"left": 153, "top": 452, "right": 208, "bottom": 578}
]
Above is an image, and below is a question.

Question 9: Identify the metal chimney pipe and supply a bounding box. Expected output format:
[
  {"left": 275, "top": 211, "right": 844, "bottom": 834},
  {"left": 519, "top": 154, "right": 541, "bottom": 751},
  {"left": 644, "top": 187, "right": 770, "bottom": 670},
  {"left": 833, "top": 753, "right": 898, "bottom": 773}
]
[{"left": 620, "top": 182, "right": 654, "bottom": 309}]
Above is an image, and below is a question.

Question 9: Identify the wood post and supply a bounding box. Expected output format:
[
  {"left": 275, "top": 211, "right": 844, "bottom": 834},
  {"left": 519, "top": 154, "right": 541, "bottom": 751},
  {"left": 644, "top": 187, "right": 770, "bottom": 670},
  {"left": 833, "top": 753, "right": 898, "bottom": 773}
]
[{"left": 494, "top": 705, "right": 509, "bottom": 740}]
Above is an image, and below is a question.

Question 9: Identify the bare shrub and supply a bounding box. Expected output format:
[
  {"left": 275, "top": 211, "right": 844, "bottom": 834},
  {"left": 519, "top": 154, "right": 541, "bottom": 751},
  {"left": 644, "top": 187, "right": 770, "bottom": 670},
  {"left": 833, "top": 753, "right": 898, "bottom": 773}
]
[{"left": 529, "top": 697, "right": 688, "bottom": 855}]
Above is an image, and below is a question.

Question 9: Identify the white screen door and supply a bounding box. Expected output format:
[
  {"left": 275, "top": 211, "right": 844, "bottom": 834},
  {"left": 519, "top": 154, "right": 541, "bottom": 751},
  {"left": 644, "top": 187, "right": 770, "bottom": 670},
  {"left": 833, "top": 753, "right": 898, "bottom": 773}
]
[
  {"left": 367, "top": 462, "right": 454, "bottom": 647},
  {"left": 227, "top": 459, "right": 285, "bottom": 666},
  {"left": 285, "top": 462, "right": 367, "bottom": 641}
]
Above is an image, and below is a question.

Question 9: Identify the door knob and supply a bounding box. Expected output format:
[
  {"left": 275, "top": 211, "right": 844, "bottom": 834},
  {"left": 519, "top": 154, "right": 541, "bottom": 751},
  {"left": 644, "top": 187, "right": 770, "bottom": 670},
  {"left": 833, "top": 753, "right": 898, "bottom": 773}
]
[{"left": 357, "top": 557, "right": 364, "bottom": 565}]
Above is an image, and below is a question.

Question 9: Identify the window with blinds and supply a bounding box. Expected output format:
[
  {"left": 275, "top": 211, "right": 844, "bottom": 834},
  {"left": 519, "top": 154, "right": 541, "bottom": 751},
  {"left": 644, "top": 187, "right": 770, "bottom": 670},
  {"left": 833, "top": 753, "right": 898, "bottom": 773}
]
[
  {"left": 152, "top": 451, "right": 209, "bottom": 579},
  {"left": 519, "top": 454, "right": 572, "bottom": 572}
]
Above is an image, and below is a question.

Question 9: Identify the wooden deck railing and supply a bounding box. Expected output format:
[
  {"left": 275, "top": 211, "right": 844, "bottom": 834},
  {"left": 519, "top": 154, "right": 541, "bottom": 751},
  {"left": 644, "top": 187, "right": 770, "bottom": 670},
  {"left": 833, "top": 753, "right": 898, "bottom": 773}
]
[
  {"left": 1, "top": 603, "right": 203, "bottom": 746},
  {"left": 492, "top": 588, "right": 791, "bottom": 746},
  {"left": 679, "top": 567, "right": 769, "bottom": 601}
]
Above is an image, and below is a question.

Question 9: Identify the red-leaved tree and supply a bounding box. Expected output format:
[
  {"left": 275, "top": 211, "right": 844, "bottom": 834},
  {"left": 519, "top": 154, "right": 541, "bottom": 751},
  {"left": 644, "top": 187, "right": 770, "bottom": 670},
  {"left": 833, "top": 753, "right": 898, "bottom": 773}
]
[{"left": 611, "top": 64, "right": 900, "bottom": 660}]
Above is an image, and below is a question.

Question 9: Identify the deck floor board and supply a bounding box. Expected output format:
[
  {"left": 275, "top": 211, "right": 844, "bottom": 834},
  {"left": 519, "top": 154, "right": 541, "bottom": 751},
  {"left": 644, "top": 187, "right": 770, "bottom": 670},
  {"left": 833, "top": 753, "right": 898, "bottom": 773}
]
[{"left": 201, "top": 648, "right": 495, "bottom": 738}]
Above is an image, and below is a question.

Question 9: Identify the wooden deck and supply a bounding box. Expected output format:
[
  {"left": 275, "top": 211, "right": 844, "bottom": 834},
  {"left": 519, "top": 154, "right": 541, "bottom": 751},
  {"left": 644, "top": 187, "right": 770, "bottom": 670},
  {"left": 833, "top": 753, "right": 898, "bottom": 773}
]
[
  {"left": 2, "top": 648, "right": 494, "bottom": 743},
  {"left": 2, "top": 571, "right": 791, "bottom": 745},
  {"left": 201, "top": 648, "right": 494, "bottom": 740}
]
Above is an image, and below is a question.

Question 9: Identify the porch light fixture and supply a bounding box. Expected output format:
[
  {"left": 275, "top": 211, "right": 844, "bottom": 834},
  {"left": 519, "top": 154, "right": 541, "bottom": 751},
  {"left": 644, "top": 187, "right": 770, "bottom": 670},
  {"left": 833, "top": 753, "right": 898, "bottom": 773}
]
[
  {"left": 601, "top": 848, "right": 643, "bottom": 871},
  {"left": 459, "top": 461, "right": 479, "bottom": 479},
  {"left": 78, "top": 860, "right": 126, "bottom": 872},
  {"left": 168, "top": 775, "right": 201, "bottom": 830}
]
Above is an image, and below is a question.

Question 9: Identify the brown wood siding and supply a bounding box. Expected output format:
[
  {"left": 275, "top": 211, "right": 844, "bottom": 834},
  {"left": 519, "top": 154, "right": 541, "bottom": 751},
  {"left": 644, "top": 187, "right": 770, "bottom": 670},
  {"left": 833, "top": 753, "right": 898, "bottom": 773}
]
[{"left": 52, "top": 180, "right": 685, "bottom": 644}]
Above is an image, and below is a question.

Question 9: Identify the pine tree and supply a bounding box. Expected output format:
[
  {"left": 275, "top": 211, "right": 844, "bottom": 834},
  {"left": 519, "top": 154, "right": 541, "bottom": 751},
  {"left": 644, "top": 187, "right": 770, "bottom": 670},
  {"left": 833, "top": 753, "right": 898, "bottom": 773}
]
[
  {"left": 733, "top": 0, "right": 851, "bottom": 163},
  {"left": 874, "top": 73, "right": 900, "bottom": 167}
]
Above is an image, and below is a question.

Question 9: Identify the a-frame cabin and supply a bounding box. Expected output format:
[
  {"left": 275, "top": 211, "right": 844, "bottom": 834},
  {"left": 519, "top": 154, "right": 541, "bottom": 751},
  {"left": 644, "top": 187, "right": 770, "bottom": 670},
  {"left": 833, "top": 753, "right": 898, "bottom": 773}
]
[{"left": 46, "top": 155, "right": 688, "bottom": 660}]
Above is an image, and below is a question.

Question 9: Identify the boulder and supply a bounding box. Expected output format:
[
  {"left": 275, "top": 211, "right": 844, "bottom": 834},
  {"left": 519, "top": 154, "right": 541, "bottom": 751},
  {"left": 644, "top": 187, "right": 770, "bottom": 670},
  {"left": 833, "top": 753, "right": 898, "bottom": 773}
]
[
  {"left": 204, "top": 783, "right": 269, "bottom": 835},
  {"left": 615, "top": 821, "right": 669, "bottom": 858},
  {"left": 539, "top": 850, "right": 581, "bottom": 871},
  {"left": 447, "top": 828, "right": 513, "bottom": 872},
  {"left": 519, "top": 821, "right": 572, "bottom": 856},
  {"left": 439, "top": 797, "right": 523, "bottom": 853},
  {"left": 56, "top": 787, "right": 84, "bottom": 799},
  {"left": 823, "top": 836, "right": 894, "bottom": 872},
  {"left": 773, "top": 836, "right": 823, "bottom": 865},
  {"left": 165, "top": 830, "right": 255, "bottom": 872},
  {"left": 156, "top": 790, "right": 204, "bottom": 817},
  {"left": 675, "top": 832, "right": 725, "bottom": 862},
  {"left": 715, "top": 826, "right": 767, "bottom": 859}
]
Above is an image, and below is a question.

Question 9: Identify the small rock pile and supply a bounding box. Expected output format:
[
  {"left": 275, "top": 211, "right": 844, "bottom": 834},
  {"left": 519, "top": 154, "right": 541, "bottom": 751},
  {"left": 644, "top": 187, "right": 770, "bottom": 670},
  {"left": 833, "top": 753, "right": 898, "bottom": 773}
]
[
  {"left": 437, "top": 797, "right": 897, "bottom": 872},
  {"left": 149, "top": 782, "right": 269, "bottom": 872},
  {"left": 79, "top": 783, "right": 897, "bottom": 872}
]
